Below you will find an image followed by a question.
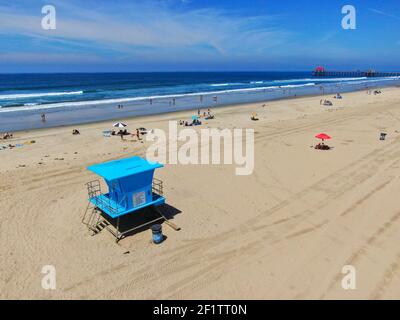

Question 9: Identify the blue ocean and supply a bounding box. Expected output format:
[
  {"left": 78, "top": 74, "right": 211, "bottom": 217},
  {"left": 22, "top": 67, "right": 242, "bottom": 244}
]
[{"left": 1, "top": 72, "right": 399, "bottom": 131}]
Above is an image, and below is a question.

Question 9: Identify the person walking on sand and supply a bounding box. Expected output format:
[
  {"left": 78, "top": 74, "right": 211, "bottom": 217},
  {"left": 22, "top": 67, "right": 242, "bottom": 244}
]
[{"left": 136, "top": 128, "right": 141, "bottom": 140}]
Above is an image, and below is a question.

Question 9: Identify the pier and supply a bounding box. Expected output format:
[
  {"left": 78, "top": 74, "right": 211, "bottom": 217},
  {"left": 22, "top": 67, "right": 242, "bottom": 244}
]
[{"left": 312, "top": 66, "right": 400, "bottom": 78}]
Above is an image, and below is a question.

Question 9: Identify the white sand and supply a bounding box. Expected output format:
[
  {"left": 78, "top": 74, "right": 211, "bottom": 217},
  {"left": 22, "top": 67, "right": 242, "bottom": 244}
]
[{"left": 1, "top": 88, "right": 400, "bottom": 299}]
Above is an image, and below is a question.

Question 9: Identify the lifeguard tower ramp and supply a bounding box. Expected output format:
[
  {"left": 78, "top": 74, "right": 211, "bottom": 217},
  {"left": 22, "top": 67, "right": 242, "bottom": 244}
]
[{"left": 82, "top": 156, "right": 179, "bottom": 241}]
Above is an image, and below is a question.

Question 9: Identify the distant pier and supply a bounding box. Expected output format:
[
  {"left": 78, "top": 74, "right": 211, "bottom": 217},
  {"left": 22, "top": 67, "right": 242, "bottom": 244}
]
[{"left": 312, "top": 66, "right": 400, "bottom": 78}]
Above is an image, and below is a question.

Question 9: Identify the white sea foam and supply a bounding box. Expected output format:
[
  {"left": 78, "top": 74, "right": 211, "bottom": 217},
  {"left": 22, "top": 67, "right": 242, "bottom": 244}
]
[
  {"left": 210, "top": 83, "right": 241, "bottom": 87},
  {"left": 0, "top": 91, "right": 83, "bottom": 100},
  {"left": 1, "top": 77, "right": 399, "bottom": 113},
  {"left": 0, "top": 83, "right": 317, "bottom": 113},
  {"left": 280, "top": 83, "right": 316, "bottom": 88},
  {"left": 250, "top": 81, "right": 264, "bottom": 84},
  {"left": 275, "top": 77, "right": 368, "bottom": 84},
  {"left": 343, "top": 77, "right": 400, "bottom": 85}
]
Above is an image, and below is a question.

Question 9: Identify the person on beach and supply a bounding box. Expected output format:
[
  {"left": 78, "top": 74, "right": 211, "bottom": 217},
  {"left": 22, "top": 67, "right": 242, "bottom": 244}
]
[
  {"left": 41, "top": 113, "right": 46, "bottom": 122},
  {"left": 136, "top": 128, "right": 141, "bottom": 140}
]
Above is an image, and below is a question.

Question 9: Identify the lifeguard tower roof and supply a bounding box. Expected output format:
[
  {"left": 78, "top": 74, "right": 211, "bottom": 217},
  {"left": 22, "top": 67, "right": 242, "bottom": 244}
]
[{"left": 88, "top": 156, "right": 163, "bottom": 181}]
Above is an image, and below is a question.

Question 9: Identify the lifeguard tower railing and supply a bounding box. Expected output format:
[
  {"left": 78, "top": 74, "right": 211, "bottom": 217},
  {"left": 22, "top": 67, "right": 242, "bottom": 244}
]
[
  {"left": 86, "top": 178, "right": 164, "bottom": 217},
  {"left": 152, "top": 178, "right": 163, "bottom": 198}
]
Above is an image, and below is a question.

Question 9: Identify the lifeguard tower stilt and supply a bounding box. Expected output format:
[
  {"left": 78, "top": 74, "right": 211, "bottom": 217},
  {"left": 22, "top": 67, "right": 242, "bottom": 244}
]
[{"left": 82, "top": 156, "right": 179, "bottom": 242}]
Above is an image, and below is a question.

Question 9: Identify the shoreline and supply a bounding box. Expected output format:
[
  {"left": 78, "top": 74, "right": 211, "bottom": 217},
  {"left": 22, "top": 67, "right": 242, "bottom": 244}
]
[{"left": 2, "top": 84, "right": 391, "bottom": 137}]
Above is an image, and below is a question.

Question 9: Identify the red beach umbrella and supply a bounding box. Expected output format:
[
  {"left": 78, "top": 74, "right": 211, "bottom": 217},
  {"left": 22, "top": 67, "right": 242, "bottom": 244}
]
[{"left": 315, "top": 133, "right": 331, "bottom": 141}]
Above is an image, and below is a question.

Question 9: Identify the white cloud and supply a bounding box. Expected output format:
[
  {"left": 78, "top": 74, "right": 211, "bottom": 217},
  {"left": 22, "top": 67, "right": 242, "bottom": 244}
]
[{"left": 0, "top": 1, "right": 289, "bottom": 59}]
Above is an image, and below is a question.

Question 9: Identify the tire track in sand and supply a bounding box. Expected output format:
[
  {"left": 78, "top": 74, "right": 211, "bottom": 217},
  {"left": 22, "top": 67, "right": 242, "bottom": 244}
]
[{"left": 61, "top": 134, "right": 400, "bottom": 298}]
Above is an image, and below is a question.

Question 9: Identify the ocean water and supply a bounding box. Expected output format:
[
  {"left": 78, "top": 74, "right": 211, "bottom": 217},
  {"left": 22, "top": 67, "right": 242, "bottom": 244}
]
[{"left": 0, "top": 72, "right": 399, "bottom": 131}]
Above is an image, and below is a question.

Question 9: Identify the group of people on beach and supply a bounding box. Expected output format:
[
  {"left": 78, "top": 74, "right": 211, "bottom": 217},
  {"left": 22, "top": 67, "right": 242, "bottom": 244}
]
[
  {"left": 110, "top": 128, "right": 144, "bottom": 141},
  {"left": 1, "top": 132, "right": 13, "bottom": 140},
  {"left": 197, "top": 108, "right": 213, "bottom": 117},
  {"left": 367, "top": 89, "right": 382, "bottom": 95},
  {"left": 315, "top": 142, "right": 331, "bottom": 150},
  {"left": 178, "top": 108, "right": 214, "bottom": 127},
  {"left": 116, "top": 94, "right": 217, "bottom": 110},
  {"left": 320, "top": 99, "right": 333, "bottom": 106},
  {"left": 333, "top": 93, "right": 342, "bottom": 99},
  {"left": 168, "top": 98, "right": 176, "bottom": 106}
]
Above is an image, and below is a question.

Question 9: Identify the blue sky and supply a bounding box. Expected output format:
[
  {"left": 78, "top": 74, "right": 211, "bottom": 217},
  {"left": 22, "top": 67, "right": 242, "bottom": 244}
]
[{"left": 0, "top": 0, "right": 400, "bottom": 72}]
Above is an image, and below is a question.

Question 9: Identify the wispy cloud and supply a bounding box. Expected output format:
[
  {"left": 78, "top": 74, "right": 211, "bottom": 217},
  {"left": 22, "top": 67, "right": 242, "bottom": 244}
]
[
  {"left": 0, "top": 0, "right": 290, "bottom": 62},
  {"left": 369, "top": 8, "right": 400, "bottom": 21},
  {"left": 3, "top": 1, "right": 399, "bottom": 72},
  {"left": 0, "top": 52, "right": 105, "bottom": 63},
  {"left": 368, "top": 8, "right": 400, "bottom": 47}
]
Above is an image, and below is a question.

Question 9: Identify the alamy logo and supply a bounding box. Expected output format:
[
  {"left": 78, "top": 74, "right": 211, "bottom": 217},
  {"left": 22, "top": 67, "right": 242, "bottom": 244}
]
[
  {"left": 145, "top": 121, "right": 255, "bottom": 176},
  {"left": 41, "top": 265, "right": 56, "bottom": 290},
  {"left": 341, "top": 265, "right": 356, "bottom": 290},
  {"left": 342, "top": 5, "right": 356, "bottom": 30},
  {"left": 41, "top": 5, "right": 56, "bottom": 30}
]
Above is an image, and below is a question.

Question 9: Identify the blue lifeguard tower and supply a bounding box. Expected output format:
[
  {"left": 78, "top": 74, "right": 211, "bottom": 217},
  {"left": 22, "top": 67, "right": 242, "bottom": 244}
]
[{"left": 82, "top": 156, "right": 179, "bottom": 241}]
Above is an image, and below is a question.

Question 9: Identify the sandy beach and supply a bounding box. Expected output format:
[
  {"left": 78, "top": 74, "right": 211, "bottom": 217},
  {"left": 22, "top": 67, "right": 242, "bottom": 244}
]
[{"left": 2, "top": 87, "right": 400, "bottom": 299}]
